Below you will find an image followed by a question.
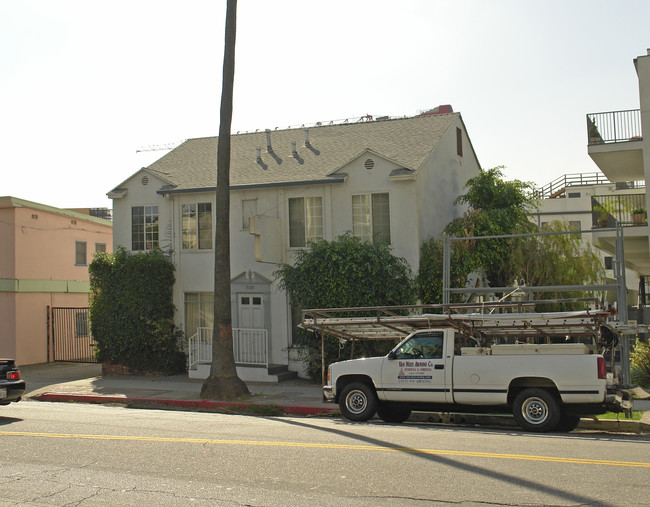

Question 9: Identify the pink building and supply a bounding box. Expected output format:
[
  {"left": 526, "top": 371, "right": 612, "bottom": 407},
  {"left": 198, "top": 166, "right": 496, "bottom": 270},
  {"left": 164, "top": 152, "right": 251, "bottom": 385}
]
[{"left": 0, "top": 197, "right": 112, "bottom": 365}]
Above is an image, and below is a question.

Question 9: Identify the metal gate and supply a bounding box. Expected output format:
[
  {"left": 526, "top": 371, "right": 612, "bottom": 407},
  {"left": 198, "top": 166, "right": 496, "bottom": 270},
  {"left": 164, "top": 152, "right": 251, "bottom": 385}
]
[{"left": 50, "top": 307, "right": 98, "bottom": 363}]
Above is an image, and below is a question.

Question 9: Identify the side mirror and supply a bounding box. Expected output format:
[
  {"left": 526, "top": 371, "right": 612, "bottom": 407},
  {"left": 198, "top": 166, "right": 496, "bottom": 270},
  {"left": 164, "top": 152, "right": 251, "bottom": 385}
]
[{"left": 387, "top": 351, "right": 396, "bottom": 360}]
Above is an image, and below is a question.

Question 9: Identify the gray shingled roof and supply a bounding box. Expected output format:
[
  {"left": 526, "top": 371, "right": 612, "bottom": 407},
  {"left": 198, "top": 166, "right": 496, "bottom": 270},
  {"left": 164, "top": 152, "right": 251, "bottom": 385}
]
[{"left": 145, "top": 113, "right": 459, "bottom": 191}]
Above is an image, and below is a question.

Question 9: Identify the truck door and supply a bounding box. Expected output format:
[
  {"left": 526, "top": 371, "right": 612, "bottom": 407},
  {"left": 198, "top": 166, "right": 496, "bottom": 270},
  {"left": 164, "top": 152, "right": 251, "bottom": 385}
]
[{"left": 380, "top": 331, "right": 447, "bottom": 403}]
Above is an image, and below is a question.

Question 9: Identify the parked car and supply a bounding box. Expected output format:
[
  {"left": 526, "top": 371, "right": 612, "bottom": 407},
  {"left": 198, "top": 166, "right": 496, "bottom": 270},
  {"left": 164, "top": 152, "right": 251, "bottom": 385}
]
[{"left": 0, "top": 359, "right": 26, "bottom": 405}]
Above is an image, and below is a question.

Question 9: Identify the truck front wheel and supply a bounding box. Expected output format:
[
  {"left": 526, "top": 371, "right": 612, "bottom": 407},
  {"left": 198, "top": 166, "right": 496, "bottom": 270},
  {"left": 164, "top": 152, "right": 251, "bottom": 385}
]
[
  {"left": 339, "top": 382, "right": 377, "bottom": 421},
  {"left": 513, "top": 388, "right": 561, "bottom": 432}
]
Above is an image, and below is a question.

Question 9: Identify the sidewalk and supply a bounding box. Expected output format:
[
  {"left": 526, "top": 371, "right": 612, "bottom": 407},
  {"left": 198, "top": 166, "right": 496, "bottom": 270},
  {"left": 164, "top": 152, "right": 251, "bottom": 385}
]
[
  {"left": 21, "top": 362, "right": 336, "bottom": 417},
  {"left": 19, "top": 362, "right": 650, "bottom": 433}
]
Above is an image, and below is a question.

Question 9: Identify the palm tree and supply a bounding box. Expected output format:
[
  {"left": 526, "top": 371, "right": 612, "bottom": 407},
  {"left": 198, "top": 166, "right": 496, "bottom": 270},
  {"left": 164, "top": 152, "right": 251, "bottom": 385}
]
[{"left": 201, "top": 0, "right": 249, "bottom": 400}]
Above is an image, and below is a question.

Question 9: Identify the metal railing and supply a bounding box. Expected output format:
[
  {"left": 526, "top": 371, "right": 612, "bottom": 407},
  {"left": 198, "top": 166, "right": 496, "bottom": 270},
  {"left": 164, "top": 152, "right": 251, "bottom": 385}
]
[
  {"left": 587, "top": 109, "right": 642, "bottom": 145},
  {"left": 233, "top": 328, "right": 268, "bottom": 366},
  {"left": 533, "top": 172, "right": 611, "bottom": 199},
  {"left": 188, "top": 327, "right": 268, "bottom": 369},
  {"left": 591, "top": 194, "right": 647, "bottom": 228},
  {"left": 534, "top": 172, "right": 645, "bottom": 200},
  {"left": 187, "top": 327, "right": 213, "bottom": 369}
]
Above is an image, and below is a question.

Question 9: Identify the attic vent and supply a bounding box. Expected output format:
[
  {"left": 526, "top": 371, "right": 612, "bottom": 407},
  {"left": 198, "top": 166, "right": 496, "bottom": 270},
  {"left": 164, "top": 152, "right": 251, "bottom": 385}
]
[
  {"left": 364, "top": 159, "right": 375, "bottom": 170},
  {"left": 141, "top": 175, "right": 149, "bottom": 186}
]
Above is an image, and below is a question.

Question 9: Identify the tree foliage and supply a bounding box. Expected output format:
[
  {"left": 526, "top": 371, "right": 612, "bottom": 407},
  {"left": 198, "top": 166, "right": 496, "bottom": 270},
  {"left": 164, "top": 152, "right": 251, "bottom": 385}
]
[
  {"left": 275, "top": 233, "right": 416, "bottom": 381},
  {"left": 631, "top": 339, "right": 650, "bottom": 388},
  {"left": 418, "top": 167, "right": 604, "bottom": 307},
  {"left": 89, "top": 248, "right": 186, "bottom": 374},
  {"left": 445, "top": 167, "right": 537, "bottom": 289},
  {"left": 508, "top": 221, "right": 604, "bottom": 309}
]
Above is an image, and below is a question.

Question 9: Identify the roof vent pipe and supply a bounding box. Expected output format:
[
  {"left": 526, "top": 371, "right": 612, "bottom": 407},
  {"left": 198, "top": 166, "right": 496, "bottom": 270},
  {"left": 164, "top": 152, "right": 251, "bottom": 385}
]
[
  {"left": 256, "top": 147, "right": 262, "bottom": 162},
  {"left": 291, "top": 141, "right": 298, "bottom": 157},
  {"left": 304, "top": 128, "right": 311, "bottom": 146},
  {"left": 265, "top": 129, "right": 273, "bottom": 153}
]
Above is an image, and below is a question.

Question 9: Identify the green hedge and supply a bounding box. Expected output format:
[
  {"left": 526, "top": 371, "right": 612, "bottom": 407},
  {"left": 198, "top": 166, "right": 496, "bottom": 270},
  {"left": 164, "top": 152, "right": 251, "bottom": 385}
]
[
  {"left": 89, "top": 247, "right": 186, "bottom": 374},
  {"left": 275, "top": 233, "right": 415, "bottom": 381}
]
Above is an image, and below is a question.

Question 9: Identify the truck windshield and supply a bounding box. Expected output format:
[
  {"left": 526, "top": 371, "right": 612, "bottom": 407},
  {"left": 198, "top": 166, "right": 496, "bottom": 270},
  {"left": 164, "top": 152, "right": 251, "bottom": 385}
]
[{"left": 393, "top": 332, "right": 443, "bottom": 359}]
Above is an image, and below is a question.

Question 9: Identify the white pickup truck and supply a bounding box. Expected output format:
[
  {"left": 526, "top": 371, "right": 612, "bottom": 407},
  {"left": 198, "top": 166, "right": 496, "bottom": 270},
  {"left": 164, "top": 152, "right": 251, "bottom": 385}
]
[{"left": 313, "top": 309, "right": 637, "bottom": 432}]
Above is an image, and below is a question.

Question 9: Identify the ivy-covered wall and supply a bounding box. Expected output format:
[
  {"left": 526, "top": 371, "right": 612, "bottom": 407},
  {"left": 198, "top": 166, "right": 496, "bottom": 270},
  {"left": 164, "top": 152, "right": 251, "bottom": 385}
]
[{"left": 89, "top": 248, "right": 186, "bottom": 374}]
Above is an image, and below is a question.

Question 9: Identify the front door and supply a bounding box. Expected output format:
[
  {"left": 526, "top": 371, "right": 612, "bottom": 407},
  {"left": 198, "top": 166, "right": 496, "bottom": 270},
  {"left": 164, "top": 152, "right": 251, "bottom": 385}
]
[
  {"left": 380, "top": 331, "right": 447, "bottom": 403},
  {"left": 236, "top": 294, "right": 266, "bottom": 364},
  {"left": 238, "top": 294, "right": 264, "bottom": 329}
]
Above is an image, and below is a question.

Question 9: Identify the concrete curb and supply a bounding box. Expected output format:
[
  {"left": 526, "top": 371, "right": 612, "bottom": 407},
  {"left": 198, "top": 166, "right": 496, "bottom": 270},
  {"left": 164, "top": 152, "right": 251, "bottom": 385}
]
[
  {"left": 410, "top": 411, "right": 648, "bottom": 433},
  {"left": 31, "top": 393, "right": 648, "bottom": 433},
  {"left": 32, "top": 393, "right": 339, "bottom": 417}
]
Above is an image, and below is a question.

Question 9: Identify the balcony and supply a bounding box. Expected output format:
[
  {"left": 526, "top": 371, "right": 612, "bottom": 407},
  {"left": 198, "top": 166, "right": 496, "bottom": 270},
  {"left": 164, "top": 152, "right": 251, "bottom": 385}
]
[
  {"left": 591, "top": 193, "right": 650, "bottom": 274},
  {"left": 533, "top": 172, "right": 610, "bottom": 199},
  {"left": 591, "top": 193, "right": 647, "bottom": 228},
  {"left": 587, "top": 110, "right": 644, "bottom": 182}
]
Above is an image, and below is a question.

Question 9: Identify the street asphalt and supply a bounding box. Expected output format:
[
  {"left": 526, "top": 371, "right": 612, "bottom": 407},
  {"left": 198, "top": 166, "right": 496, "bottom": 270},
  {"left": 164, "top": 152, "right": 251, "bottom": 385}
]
[{"left": 16, "top": 361, "right": 650, "bottom": 433}]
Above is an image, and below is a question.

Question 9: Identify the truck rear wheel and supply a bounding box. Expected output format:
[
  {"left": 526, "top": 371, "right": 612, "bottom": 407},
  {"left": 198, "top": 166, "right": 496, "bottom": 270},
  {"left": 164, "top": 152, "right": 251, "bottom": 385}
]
[
  {"left": 377, "top": 404, "right": 412, "bottom": 423},
  {"left": 513, "top": 388, "right": 560, "bottom": 432},
  {"left": 339, "top": 382, "right": 377, "bottom": 421}
]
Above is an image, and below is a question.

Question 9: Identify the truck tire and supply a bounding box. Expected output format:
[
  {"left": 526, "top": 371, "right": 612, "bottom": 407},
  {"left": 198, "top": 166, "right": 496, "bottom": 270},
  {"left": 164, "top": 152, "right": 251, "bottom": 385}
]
[
  {"left": 513, "top": 388, "right": 561, "bottom": 432},
  {"left": 377, "top": 404, "right": 412, "bottom": 423},
  {"left": 339, "top": 382, "right": 377, "bottom": 421},
  {"left": 555, "top": 412, "right": 581, "bottom": 433}
]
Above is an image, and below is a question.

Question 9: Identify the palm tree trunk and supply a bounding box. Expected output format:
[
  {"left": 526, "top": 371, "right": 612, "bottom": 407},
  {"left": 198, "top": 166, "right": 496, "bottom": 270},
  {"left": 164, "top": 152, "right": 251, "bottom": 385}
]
[{"left": 201, "top": 0, "right": 249, "bottom": 400}]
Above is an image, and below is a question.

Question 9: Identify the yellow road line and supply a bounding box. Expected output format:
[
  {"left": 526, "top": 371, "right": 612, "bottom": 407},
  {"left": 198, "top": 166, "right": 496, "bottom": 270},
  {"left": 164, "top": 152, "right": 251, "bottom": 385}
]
[{"left": 2, "top": 430, "right": 649, "bottom": 469}]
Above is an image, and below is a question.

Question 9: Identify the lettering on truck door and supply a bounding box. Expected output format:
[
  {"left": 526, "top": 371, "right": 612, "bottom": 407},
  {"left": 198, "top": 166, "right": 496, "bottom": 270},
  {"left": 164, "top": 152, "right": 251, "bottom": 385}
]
[{"left": 380, "top": 331, "right": 447, "bottom": 403}]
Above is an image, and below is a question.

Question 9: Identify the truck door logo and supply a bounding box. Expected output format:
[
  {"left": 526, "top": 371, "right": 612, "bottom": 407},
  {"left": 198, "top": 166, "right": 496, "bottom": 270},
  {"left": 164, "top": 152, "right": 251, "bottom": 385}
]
[{"left": 398, "top": 361, "right": 433, "bottom": 382}]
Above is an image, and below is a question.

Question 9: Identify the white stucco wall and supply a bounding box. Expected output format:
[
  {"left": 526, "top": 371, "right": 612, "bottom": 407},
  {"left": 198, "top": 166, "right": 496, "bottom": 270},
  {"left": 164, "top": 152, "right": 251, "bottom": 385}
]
[
  {"left": 415, "top": 116, "right": 480, "bottom": 250},
  {"left": 111, "top": 122, "right": 482, "bottom": 373},
  {"left": 111, "top": 170, "right": 172, "bottom": 254},
  {"left": 636, "top": 51, "right": 650, "bottom": 257}
]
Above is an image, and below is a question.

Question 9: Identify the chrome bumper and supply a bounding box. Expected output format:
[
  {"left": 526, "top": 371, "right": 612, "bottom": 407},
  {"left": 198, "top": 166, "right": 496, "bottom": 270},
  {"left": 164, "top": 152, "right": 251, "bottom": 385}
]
[{"left": 323, "top": 385, "right": 335, "bottom": 403}]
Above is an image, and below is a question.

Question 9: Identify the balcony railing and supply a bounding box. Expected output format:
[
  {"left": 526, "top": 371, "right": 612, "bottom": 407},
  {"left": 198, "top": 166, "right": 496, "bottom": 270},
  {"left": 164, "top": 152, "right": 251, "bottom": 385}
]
[
  {"left": 187, "top": 327, "right": 269, "bottom": 369},
  {"left": 533, "top": 172, "right": 610, "bottom": 199},
  {"left": 587, "top": 109, "right": 642, "bottom": 145},
  {"left": 591, "top": 194, "right": 647, "bottom": 228}
]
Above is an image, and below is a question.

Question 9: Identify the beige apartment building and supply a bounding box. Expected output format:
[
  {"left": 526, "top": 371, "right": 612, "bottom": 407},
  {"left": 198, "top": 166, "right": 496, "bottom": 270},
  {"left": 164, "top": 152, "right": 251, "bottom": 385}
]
[{"left": 0, "top": 197, "right": 112, "bottom": 365}]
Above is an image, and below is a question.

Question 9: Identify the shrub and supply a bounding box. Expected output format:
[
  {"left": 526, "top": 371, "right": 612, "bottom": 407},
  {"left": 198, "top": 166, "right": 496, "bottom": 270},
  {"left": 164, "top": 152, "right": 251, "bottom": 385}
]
[
  {"left": 89, "top": 247, "right": 186, "bottom": 374},
  {"left": 275, "top": 233, "right": 415, "bottom": 381},
  {"left": 631, "top": 339, "right": 650, "bottom": 388}
]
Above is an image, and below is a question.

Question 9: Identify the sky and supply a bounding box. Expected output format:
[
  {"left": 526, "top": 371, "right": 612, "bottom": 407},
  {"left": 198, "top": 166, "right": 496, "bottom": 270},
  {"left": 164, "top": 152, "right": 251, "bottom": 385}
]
[{"left": 1, "top": 0, "right": 649, "bottom": 210}]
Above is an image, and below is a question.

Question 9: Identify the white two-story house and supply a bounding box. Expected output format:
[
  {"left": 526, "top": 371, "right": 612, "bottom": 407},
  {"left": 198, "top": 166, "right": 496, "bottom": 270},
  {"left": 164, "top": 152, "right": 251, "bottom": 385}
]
[{"left": 109, "top": 111, "right": 481, "bottom": 381}]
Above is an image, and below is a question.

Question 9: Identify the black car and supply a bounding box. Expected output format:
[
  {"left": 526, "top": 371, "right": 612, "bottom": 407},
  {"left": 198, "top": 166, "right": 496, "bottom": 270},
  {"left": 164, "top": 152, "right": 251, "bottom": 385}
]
[{"left": 0, "top": 359, "right": 26, "bottom": 405}]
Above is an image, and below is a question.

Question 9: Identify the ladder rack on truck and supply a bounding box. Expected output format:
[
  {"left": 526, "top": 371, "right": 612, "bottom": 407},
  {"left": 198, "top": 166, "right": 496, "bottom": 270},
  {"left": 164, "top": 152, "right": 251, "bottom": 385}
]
[
  {"left": 301, "top": 302, "right": 634, "bottom": 345},
  {"left": 301, "top": 301, "right": 648, "bottom": 386}
]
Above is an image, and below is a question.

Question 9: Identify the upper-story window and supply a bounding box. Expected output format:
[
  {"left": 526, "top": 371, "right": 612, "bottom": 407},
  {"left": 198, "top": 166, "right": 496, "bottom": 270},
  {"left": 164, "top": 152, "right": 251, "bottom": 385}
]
[
  {"left": 288, "top": 196, "right": 323, "bottom": 247},
  {"left": 182, "top": 202, "right": 213, "bottom": 249},
  {"left": 131, "top": 205, "right": 159, "bottom": 251},
  {"left": 456, "top": 127, "right": 463, "bottom": 157},
  {"left": 75, "top": 241, "right": 87, "bottom": 265},
  {"left": 352, "top": 193, "right": 391, "bottom": 244}
]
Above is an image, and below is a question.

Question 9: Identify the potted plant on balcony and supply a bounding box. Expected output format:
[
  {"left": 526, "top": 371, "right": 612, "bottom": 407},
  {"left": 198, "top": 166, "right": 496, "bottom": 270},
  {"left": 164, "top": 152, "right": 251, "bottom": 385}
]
[
  {"left": 588, "top": 117, "right": 603, "bottom": 144},
  {"left": 631, "top": 208, "right": 647, "bottom": 225},
  {"left": 594, "top": 202, "right": 615, "bottom": 227}
]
